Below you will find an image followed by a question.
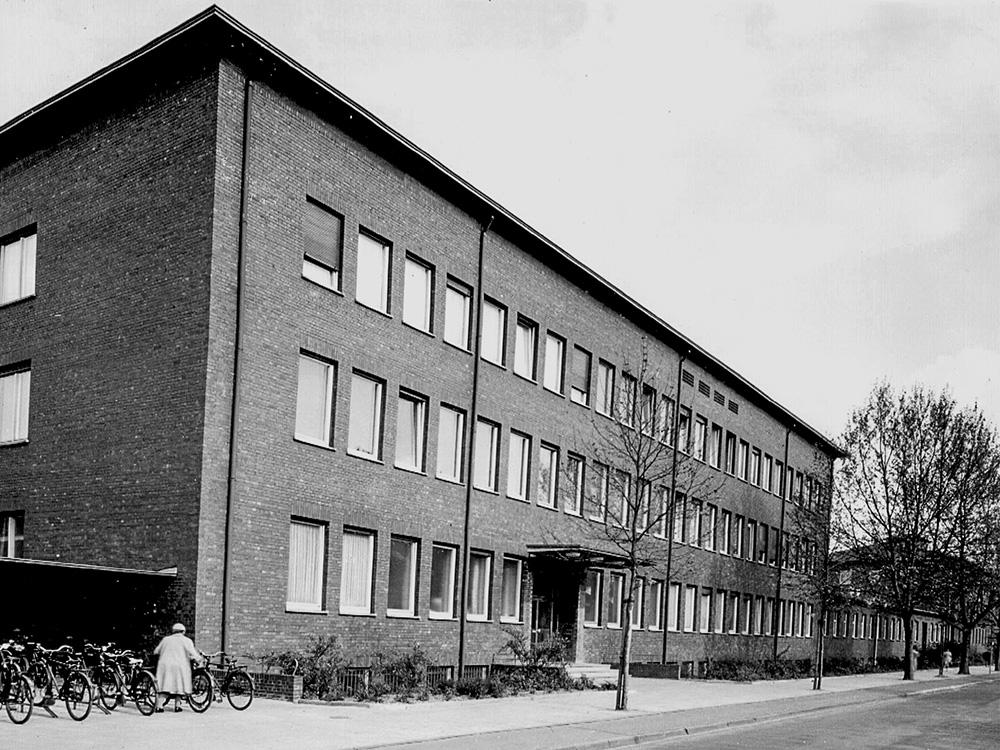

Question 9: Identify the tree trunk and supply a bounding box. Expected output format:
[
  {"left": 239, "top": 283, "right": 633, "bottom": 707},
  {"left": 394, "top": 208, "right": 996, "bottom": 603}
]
[
  {"left": 616, "top": 573, "right": 635, "bottom": 711},
  {"left": 812, "top": 614, "right": 825, "bottom": 690},
  {"left": 903, "top": 617, "right": 914, "bottom": 681},
  {"left": 959, "top": 628, "right": 972, "bottom": 675}
]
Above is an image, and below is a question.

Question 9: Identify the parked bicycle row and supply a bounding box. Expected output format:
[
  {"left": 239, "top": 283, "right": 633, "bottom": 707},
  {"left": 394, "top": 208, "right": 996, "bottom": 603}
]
[{"left": 0, "top": 627, "right": 254, "bottom": 725}]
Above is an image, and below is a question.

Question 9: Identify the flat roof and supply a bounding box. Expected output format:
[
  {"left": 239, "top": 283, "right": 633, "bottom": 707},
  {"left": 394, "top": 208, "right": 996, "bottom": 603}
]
[{"left": 0, "top": 5, "right": 845, "bottom": 458}]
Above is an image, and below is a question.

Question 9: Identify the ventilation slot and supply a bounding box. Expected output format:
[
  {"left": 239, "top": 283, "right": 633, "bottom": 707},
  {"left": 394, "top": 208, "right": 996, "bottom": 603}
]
[
  {"left": 698, "top": 381, "right": 711, "bottom": 397},
  {"left": 728, "top": 399, "right": 739, "bottom": 414},
  {"left": 682, "top": 370, "right": 695, "bottom": 386},
  {"left": 714, "top": 391, "right": 725, "bottom": 405}
]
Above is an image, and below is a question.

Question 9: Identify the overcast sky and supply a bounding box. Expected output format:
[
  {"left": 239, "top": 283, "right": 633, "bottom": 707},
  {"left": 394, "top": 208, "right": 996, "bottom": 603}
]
[{"left": 2, "top": 0, "right": 997, "bottom": 439}]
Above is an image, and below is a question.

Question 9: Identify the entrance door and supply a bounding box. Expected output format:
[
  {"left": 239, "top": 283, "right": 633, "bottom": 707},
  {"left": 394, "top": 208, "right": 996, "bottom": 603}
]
[{"left": 528, "top": 560, "right": 579, "bottom": 658}]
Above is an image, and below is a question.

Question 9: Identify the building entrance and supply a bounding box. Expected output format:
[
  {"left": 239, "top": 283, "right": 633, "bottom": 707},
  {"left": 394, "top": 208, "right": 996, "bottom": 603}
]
[{"left": 529, "top": 560, "right": 580, "bottom": 659}]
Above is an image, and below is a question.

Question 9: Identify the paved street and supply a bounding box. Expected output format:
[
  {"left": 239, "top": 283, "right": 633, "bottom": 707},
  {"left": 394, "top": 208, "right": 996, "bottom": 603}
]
[{"left": 653, "top": 678, "right": 999, "bottom": 749}]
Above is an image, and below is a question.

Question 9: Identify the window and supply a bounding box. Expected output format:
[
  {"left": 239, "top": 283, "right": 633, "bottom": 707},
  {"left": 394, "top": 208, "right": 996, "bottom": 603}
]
[
  {"left": 775, "top": 460, "right": 785, "bottom": 497},
  {"left": 436, "top": 405, "right": 465, "bottom": 482},
  {"left": 714, "top": 590, "right": 726, "bottom": 633},
  {"left": 667, "top": 582, "right": 681, "bottom": 631},
  {"left": 729, "top": 592, "right": 740, "bottom": 634},
  {"left": 720, "top": 509, "right": 732, "bottom": 554},
  {"left": 730, "top": 514, "right": 743, "bottom": 556},
  {"left": 395, "top": 390, "right": 427, "bottom": 472},
  {"left": 513, "top": 316, "right": 538, "bottom": 379},
  {"left": 500, "top": 557, "right": 523, "bottom": 622},
  {"left": 595, "top": 360, "right": 615, "bottom": 416},
  {"left": 0, "top": 512, "right": 23, "bottom": 559},
  {"left": 481, "top": 298, "right": 507, "bottom": 366},
  {"left": 687, "top": 498, "right": 701, "bottom": 546},
  {"left": 295, "top": 353, "right": 336, "bottom": 447},
  {"left": 631, "top": 578, "right": 645, "bottom": 629},
  {"left": 693, "top": 416, "right": 707, "bottom": 461},
  {"left": 640, "top": 386, "right": 656, "bottom": 435},
  {"left": 507, "top": 431, "right": 531, "bottom": 500},
  {"left": 0, "top": 230, "right": 36, "bottom": 305},
  {"left": 654, "top": 487, "right": 668, "bottom": 539},
  {"left": 570, "top": 346, "right": 591, "bottom": 405},
  {"left": 474, "top": 419, "right": 500, "bottom": 491},
  {"left": 565, "top": 454, "right": 584, "bottom": 515},
  {"left": 402, "top": 255, "right": 434, "bottom": 332},
  {"left": 746, "top": 520, "right": 757, "bottom": 561},
  {"left": 588, "top": 462, "right": 609, "bottom": 521},
  {"left": 709, "top": 424, "right": 723, "bottom": 468},
  {"left": 683, "top": 585, "right": 697, "bottom": 632},
  {"left": 356, "top": 231, "right": 391, "bottom": 313},
  {"left": 618, "top": 372, "right": 637, "bottom": 426},
  {"left": 795, "top": 471, "right": 804, "bottom": 504},
  {"left": 806, "top": 604, "right": 814, "bottom": 638},
  {"left": 339, "top": 529, "right": 374, "bottom": 614},
  {"left": 750, "top": 449, "right": 761, "bottom": 486},
  {"left": 302, "top": 200, "right": 342, "bottom": 290},
  {"left": 608, "top": 573, "right": 624, "bottom": 628},
  {"left": 614, "top": 470, "right": 631, "bottom": 527},
  {"left": 725, "top": 432, "right": 737, "bottom": 474},
  {"left": 755, "top": 597, "right": 765, "bottom": 635},
  {"left": 348, "top": 373, "right": 384, "bottom": 459},
  {"left": 757, "top": 524, "right": 769, "bottom": 564},
  {"left": 677, "top": 407, "right": 691, "bottom": 452},
  {"left": 467, "top": 551, "right": 492, "bottom": 620},
  {"left": 538, "top": 444, "right": 558, "bottom": 508},
  {"left": 737, "top": 441, "right": 750, "bottom": 480},
  {"left": 705, "top": 504, "right": 718, "bottom": 551},
  {"left": 387, "top": 537, "right": 418, "bottom": 616},
  {"left": 543, "top": 333, "right": 565, "bottom": 393},
  {"left": 786, "top": 467, "right": 794, "bottom": 500},
  {"left": 673, "top": 493, "right": 685, "bottom": 542},
  {"left": 286, "top": 519, "right": 327, "bottom": 612},
  {"left": 763, "top": 454, "right": 773, "bottom": 492},
  {"left": 743, "top": 594, "right": 754, "bottom": 634},
  {"left": 649, "top": 581, "right": 663, "bottom": 630},
  {"left": 429, "top": 544, "right": 457, "bottom": 619},
  {"left": 638, "top": 481, "right": 651, "bottom": 530},
  {"left": 0, "top": 368, "right": 31, "bottom": 444},
  {"left": 583, "top": 570, "right": 603, "bottom": 625},
  {"left": 658, "top": 396, "right": 675, "bottom": 444},
  {"left": 699, "top": 589, "right": 711, "bottom": 633},
  {"left": 444, "top": 279, "right": 472, "bottom": 349}
]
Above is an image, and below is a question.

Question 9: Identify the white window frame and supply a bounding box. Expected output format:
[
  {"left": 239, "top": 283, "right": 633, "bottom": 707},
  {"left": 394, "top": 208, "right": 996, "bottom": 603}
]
[
  {"left": 500, "top": 557, "right": 523, "bottom": 623},
  {"left": 750, "top": 449, "right": 761, "bottom": 486},
  {"left": 480, "top": 298, "right": 507, "bottom": 366},
  {"left": 607, "top": 573, "right": 624, "bottom": 629},
  {"left": 728, "top": 592, "right": 740, "bottom": 634},
  {"left": 565, "top": 454, "right": 584, "bottom": 516},
  {"left": 543, "top": 332, "right": 565, "bottom": 393},
  {"left": 302, "top": 200, "right": 342, "bottom": 291},
  {"left": 0, "top": 513, "right": 23, "bottom": 559},
  {"left": 0, "top": 231, "right": 36, "bottom": 305},
  {"left": 436, "top": 405, "right": 465, "bottom": 483},
  {"left": 0, "top": 368, "right": 31, "bottom": 444},
  {"left": 618, "top": 372, "right": 637, "bottom": 427},
  {"left": 513, "top": 316, "right": 538, "bottom": 380},
  {"left": 538, "top": 443, "right": 558, "bottom": 508},
  {"left": 387, "top": 537, "right": 419, "bottom": 617},
  {"left": 667, "top": 582, "right": 681, "bottom": 631},
  {"left": 294, "top": 353, "right": 336, "bottom": 447},
  {"left": 473, "top": 419, "right": 500, "bottom": 491},
  {"left": 339, "top": 529, "right": 375, "bottom": 615},
  {"left": 588, "top": 463, "right": 609, "bottom": 521},
  {"left": 595, "top": 360, "right": 615, "bottom": 417},
  {"left": 467, "top": 551, "right": 492, "bottom": 621},
  {"left": 348, "top": 372, "right": 384, "bottom": 460},
  {"left": 709, "top": 424, "right": 723, "bottom": 468},
  {"left": 570, "top": 346, "right": 591, "bottom": 406},
  {"left": 699, "top": 589, "right": 711, "bottom": 633},
  {"left": 742, "top": 595, "right": 753, "bottom": 634},
  {"left": 648, "top": 580, "right": 664, "bottom": 631},
  {"left": 507, "top": 431, "right": 531, "bottom": 501},
  {"left": 443, "top": 279, "right": 472, "bottom": 349},
  {"left": 683, "top": 585, "right": 697, "bottom": 632},
  {"left": 429, "top": 544, "right": 457, "bottom": 619},
  {"left": 658, "top": 396, "right": 674, "bottom": 445},
  {"left": 394, "top": 390, "right": 427, "bottom": 472},
  {"left": 583, "top": 569, "right": 603, "bottom": 626},
  {"left": 286, "top": 518, "right": 327, "bottom": 613},
  {"left": 631, "top": 578, "right": 645, "bottom": 630},
  {"left": 714, "top": 590, "right": 726, "bottom": 634},
  {"left": 402, "top": 254, "right": 434, "bottom": 332},
  {"left": 693, "top": 416, "right": 707, "bottom": 461},
  {"left": 355, "top": 230, "right": 391, "bottom": 313}
]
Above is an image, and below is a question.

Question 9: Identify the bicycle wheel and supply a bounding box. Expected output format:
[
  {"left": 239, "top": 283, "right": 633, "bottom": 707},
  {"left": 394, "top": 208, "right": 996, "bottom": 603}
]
[
  {"left": 63, "top": 671, "right": 93, "bottom": 721},
  {"left": 132, "top": 671, "right": 157, "bottom": 717},
  {"left": 94, "top": 666, "right": 121, "bottom": 711},
  {"left": 224, "top": 670, "right": 253, "bottom": 710},
  {"left": 187, "top": 668, "right": 212, "bottom": 713},
  {"left": 28, "top": 664, "right": 51, "bottom": 706},
  {"left": 4, "top": 675, "right": 33, "bottom": 724}
]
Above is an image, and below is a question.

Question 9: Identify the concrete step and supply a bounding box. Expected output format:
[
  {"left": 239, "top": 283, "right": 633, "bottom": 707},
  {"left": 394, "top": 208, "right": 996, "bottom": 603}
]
[{"left": 565, "top": 663, "right": 620, "bottom": 685}]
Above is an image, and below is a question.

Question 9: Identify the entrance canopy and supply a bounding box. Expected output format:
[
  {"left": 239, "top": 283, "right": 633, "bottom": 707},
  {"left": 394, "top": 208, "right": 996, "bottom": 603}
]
[{"left": 526, "top": 544, "right": 629, "bottom": 569}]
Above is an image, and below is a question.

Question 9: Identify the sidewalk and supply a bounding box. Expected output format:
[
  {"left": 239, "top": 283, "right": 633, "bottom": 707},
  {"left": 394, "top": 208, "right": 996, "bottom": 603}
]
[{"left": 3, "top": 667, "right": 996, "bottom": 750}]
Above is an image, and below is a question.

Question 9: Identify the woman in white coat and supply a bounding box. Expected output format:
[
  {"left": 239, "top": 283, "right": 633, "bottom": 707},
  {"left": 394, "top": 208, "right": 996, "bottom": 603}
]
[{"left": 153, "top": 623, "right": 203, "bottom": 712}]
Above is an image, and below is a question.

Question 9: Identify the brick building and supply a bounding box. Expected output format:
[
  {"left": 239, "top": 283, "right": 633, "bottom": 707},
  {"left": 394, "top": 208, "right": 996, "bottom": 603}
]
[{"left": 0, "top": 7, "right": 843, "bottom": 672}]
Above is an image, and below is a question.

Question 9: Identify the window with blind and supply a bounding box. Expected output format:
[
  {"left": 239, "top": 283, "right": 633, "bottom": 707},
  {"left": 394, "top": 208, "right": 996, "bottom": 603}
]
[
  {"left": 0, "top": 230, "right": 36, "bottom": 305},
  {"left": 569, "top": 346, "right": 591, "bottom": 405},
  {"left": 436, "top": 405, "right": 465, "bottom": 482},
  {"left": 500, "top": 557, "right": 522, "bottom": 622},
  {"left": 387, "top": 537, "right": 418, "bottom": 617},
  {"left": 356, "top": 230, "right": 391, "bottom": 313},
  {"left": 394, "top": 390, "right": 427, "bottom": 472},
  {"left": 348, "top": 372, "right": 384, "bottom": 459},
  {"left": 0, "top": 367, "right": 30, "bottom": 444},
  {"left": 301, "top": 200, "right": 342, "bottom": 290},
  {"left": 339, "top": 529, "right": 374, "bottom": 615},
  {"left": 542, "top": 333, "right": 564, "bottom": 393},
  {"left": 286, "top": 519, "right": 327, "bottom": 612},
  {"left": 467, "top": 551, "right": 491, "bottom": 620},
  {"left": 443, "top": 279, "right": 472, "bottom": 349},
  {"left": 402, "top": 255, "right": 434, "bottom": 332},
  {"left": 429, "top": 544, "right": 457, "bottom": 619},
  {"left": 506, "top": 431, "right": 531, "bottom": 500},
  {"left": 294, "top": 353, "right": 336, "bottom": 447}
]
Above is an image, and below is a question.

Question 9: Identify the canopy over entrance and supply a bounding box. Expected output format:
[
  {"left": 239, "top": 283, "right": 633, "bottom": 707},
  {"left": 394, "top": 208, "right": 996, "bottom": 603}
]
[{"left": 526, "top": 544, "right": 629, "bottom": 569}]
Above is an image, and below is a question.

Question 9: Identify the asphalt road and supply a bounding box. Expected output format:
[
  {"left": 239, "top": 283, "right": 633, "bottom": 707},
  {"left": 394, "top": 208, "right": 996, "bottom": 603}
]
[{"left": 653, "top": 679, "right": 999, "bottom": 749}]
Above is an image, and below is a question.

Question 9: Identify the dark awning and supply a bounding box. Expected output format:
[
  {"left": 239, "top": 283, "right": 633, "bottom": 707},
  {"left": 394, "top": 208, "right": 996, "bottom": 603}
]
[
  {"left": 526, "top": 544, "right": 629, "bottom": 569},
  {"left": 0, "top": 557, "right": 176, "bottom": 577}
]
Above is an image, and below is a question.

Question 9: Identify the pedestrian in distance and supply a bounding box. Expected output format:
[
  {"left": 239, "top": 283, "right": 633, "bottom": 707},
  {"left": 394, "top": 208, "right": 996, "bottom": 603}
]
[{"left": 153, "top": 623, "right": 203, "bottom": 713}]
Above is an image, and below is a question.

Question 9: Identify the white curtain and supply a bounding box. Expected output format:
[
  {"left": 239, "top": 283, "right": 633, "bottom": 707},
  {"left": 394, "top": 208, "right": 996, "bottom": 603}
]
[
  {"left": 287, "top": 521, "right": 324, "bottom": 610},
  {"left": 340, "top": 530, "right": 373, "bottom": 613}
]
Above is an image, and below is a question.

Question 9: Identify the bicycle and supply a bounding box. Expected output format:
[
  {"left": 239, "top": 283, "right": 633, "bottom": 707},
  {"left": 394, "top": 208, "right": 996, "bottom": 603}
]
[
  {"left": 188, "top": 651, "right": 254, "bottom": 711},
  {"left": 23, "top": 643, "right": 94, "bottom": 721},
  {"left": 0, "top": 642, "right": 33, "bottom": 724},
  {"left": 86, "top": 643, "right": 158, "bottom": 716}
]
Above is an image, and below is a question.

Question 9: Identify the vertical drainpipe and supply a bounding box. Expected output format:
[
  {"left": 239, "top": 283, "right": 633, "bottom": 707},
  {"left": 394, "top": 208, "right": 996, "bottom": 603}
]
[
  {"left": 221, "top": 76, "right": 255, "bottom": 654},
  {"left": 457, "top": 214, "right": 493, "bottom": 678},
  {"left": 772, "top": 425, "right": 792, "bottom": 661},
  {"left": 660, "top": 352, "right": 687, "bottom": 664}
]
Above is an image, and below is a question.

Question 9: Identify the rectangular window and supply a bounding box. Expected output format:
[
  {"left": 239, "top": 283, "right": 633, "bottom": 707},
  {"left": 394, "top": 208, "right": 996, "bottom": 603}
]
[
  {"left": 786, "top": 467, "right": 794, "bottom": 500},
  {"left": 436, "top": 405, "right": 466, "bottom": 482},
  {"left": 677, "top": 407, "right": 691, "bottom": 452},
  {"left": 348, "top": 373, "right": 384, "bottom": 459},
  {"left": 0, "top": 368, "right": 30, "bottom": 444},
  {"left": 775, "top": 460, "right": 785, "bottom": 497},
  {"left": 395, "top": 390, "right": 427, "bottom": 472},
  {"left": 0, "top": 512, "right": 23, "bottom": 559},
  {"left": 769, "top": 529, "right": 779, "bottom": 566},
  {"left": 595, "top": 360, "right": 615, "bottom": 416},
  {"left": 746, "top": 520, "right": 757, "bottom": 561},
  {"left": 638, "top": 481, "right": 651, "bottom": 530},
  {"left": 728, "top": 592, "right": 740, "bottom": 634},
  {"left": 687, "top": 499, "right": 701, "bottom": 546},
  {"left": 765, "top": 598, "right": 774, "bottom": 635},
  {"left": 295, "top": 353, "right": 336, "bottom": 447},
  {"left": 683, "top": 585, "right": 697, "bottom": 632},
  {"left": 730, "top": 514, "right": 743, "bottom": 556},
  {"left": 543, "top": 333, "right": 565, "bottom": 393},
  {"left": 481, "top": 298, "right": 507, "bottom": 366},
  {"left": 513, "top": 316, "right": 538, "bottom": 379},
  {"left": 658, "top": 396, "right": 675, "bottom": 444},
  {"left": 467, "top": 551, "right": 492, "bottom": 620},
  {"left": 720, "top": 509, "right": 732, "bottom": 554},
  {"left": 757, "top": 524, "right": 769, "bottom": 564},
  {"left": 667, "top": 582, "right": 681, "bottom": 631},
  {"left": 474, "top": 419, "right": 500, "bottom": 491},
  {"left": 286, "top": 519, "right": 327, "bottom": 612},
  {"left": 565, "top": 454, "right": 584, "bottom": 515},
  {"left": 631, "top": 578, "right": 645, "bottom": 629},
  {"left": 699, "top": 589, "right": 711, "bottom": 633},
  {"left": 570, "top": 346, "right": 591, "bottom": 405},
  {"left": 743, "top": 595, "right": 753, "bottom": 634},
  {"left": 608, "top": 573, "right": 624, "bottom": 628},
  {"left": 673, "top": 492, "right": 685, "bottom": 543},
  {"left": 704, "top": 504, "right": 718, "bottom": 551},
  {"left": 443, "top": 279, "right": 472, "bottom": 349},
  {"left": 302, "top": 200, "right": 342, "bottom": 290},
  {"left": 506, "top": 431, "right": 531, "bottom": 500},
  {"left": 429, "top": 544, "right": 457, "bottom": 619},
  {"left": 750, "top": 449, "right": 761, "bottom": 486},
  {"left": 649, "top": 580, "right": 664, "bottom": 630},
  {"left": 387, "top": 537, "right": 418, "bottom": 616},
  {"left": 654, "top": 487, "right": 668, "bottom": 539},
  {"left": 640, "top": 385, "right": 656, "bottom": 435},
  {"left": 619, "top": 372, "right": 637, "bottom": 426},
  {"left": 340, "top": 529, "right": 374, "bottom": 615},
  {"left": 795, "top": 471, "right": 804, "bottom": 504},
  {"left": 356, "top": 230, "right": 391, "bottom": 313},
  {"left": 693, "top": 416, "right": 707, "bottom": 461},
  {"left": 709, "top": 424, "right": 723, "bottom": 468},
  {"left": 764, "top": 454, "right": 773, "bottom": 492},
  {"left": 538, "top": 443, "right": 558, "bottom": 508},
  {"left": 0, "top": 230, "right": 35, "bottom": 305},
  {"left": 737, "top": 440, "right": 749, "bottom": 480},
  {"left": 614, "top": 470, "right": 631, "bottom": 527},
  {"left": 588, "top": 462, "right": 609, "bottom": 521},
  {"left": 714, "top": 590, "right": 726, "bottom": 633},
  {"left": 806, "top": 604, "right": 814, "bottom": 638},
  {"left": 402, "top": 255, "right": 434, "bottom": 332},
  {"left": 583, "top": 570, "right": 603, "bottom": 625},
  {"left": 500, "top": 557, "right": 523, "bottom": 622},
  {"left": 725, "top": 432, "right": 737, "bottom": 474}
]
